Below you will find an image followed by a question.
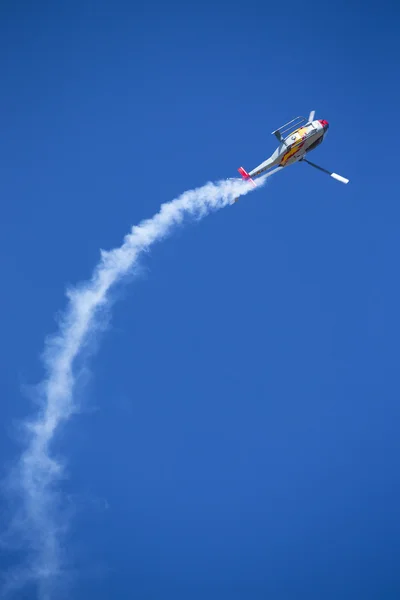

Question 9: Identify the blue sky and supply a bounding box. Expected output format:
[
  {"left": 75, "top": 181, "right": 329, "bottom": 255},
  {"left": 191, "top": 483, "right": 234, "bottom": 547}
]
[{"left": 1, "top": 1, "right": 400, "bottom": 599}]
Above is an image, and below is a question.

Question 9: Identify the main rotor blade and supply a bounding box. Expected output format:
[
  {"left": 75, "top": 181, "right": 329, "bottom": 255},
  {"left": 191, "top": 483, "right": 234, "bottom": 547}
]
[
  {"left": 308, "top": 110, "right": 315, "bottom": 123},
  {"left": 331, "top": 173, "right": 349, "bottom": 184},
  {"left": 303, "top": 159, "right": 349, "bottom": 184}
]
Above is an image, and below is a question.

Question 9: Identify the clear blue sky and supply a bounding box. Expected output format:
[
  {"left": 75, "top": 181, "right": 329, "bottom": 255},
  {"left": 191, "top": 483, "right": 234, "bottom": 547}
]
[{"left": 1, "top": 1, "right": 400, "bottom": 599}]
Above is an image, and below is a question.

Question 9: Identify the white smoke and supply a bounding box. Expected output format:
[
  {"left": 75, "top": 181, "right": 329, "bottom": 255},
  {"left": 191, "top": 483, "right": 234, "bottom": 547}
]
[{"left": 4, "top": 174, "right": 265, "bottom": 598}]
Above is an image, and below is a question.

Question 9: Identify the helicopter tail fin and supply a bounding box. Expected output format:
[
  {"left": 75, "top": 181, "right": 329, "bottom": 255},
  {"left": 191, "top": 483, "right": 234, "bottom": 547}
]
[{"left": 238, "top": 167, "right": 256, "bottom": 187}]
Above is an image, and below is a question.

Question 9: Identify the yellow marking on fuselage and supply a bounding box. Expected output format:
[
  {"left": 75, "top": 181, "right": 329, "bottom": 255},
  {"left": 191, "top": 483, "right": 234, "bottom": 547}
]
[
  {"left": 297, "top": 127, "right": 307, "bottom": 138},
  {"left": 281, "top": 142, "right": 304, "bottom": 165},
  {"left": 280, "top": 126, "right": 308, "bottom": 165}
]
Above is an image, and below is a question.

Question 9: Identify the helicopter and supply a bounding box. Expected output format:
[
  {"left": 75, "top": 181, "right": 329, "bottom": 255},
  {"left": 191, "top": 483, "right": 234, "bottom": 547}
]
[{"left": 236, "top": 110, "right": 349, "bottom": 198}]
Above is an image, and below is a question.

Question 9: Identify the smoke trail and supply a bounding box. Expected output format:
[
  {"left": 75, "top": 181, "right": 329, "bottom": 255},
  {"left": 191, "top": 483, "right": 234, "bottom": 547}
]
[{"left": 4, "top": 174, "right": 265, "bottom": 598}]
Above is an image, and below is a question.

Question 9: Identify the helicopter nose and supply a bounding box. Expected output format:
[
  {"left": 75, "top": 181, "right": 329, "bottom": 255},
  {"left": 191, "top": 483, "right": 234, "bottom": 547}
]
[{"left": 318, "top": 119, "right": 329, "bottom": 130}]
